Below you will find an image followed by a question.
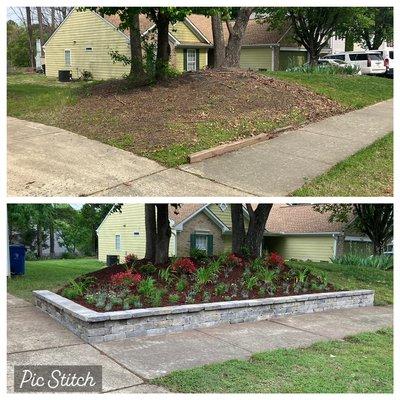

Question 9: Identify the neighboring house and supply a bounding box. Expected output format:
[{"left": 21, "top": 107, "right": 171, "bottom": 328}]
[
  {"left": 328, "top": 35, "right": 392, "bottom": 54},
  {"left": 97, "top": 203, "right": 373, "bottom": 263},
  {"left": 43, "top": 9, "right": 334, "bottom": 80},
  {"left": 9, "top": 230, "right": 68, "bottom": 257}
]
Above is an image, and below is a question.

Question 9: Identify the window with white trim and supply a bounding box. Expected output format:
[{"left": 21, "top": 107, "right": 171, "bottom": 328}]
[
  {"left": 115, "top": 235, "right": 121, "bottom": 251},
  {"left": 133, "top": 231, "right": 140, "bottom": 237},
  {"left": 85, "top": 47, "right": 93, "bottom": 52},
  {"left": 195, "top": 234, "right": 208, "bottom": 251},
  {"left": 64, "top": 49, "right": 71, "bottom": 66},
  {"left": 186, "top": 49, "right": 197, "bottom": 71}
]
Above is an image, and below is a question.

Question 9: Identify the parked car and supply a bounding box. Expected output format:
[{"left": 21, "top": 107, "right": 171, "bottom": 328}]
[
  {"left": 317, "top": 58, "right": 361, "bottom": 73},
  {"left": 323, "top": 51, "right": 386, "bottom": 75},
  {"left": 377, "top": 47, "right": 394, "bottom": 78}
]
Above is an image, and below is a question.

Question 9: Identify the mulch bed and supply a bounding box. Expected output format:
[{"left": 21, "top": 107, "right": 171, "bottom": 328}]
[
  {"left": 53, "top": 69, "right": 345, "bottom": 157},
  {"left": 59, "top": 256, "right": 337, "bottom": 312}
]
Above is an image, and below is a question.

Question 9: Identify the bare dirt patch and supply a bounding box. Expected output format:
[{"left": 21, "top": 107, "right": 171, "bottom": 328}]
[{"left": 54, "top": 69, "right": 344, "bottom": 165}]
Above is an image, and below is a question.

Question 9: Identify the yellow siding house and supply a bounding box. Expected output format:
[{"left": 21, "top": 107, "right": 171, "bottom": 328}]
[{"left": 97, "top": 204, "right": 370, "bottom": 264}]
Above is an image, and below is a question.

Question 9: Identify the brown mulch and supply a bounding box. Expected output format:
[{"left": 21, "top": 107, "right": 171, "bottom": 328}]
[
  {"left": 61, "top": 258, "right": 337, "bottom": 312},
  {"left": 54, "top": 69, "right": 344, "bottom": 155}
]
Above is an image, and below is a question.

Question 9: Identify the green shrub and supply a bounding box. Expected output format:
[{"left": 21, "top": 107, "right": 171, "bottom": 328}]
[
  {"left": 140, "top": 263, "right": 157, "bottom": 275},
  {"left": 190, "top": 248, "right": 208, "bottom": 263},
  {"left": 243, "top": 275, "right": 259, "bottom": 291},
  {"left": 149, "top": 288, "right": 165, "bottom": 307},
  {"left": 63, "top": 277, "right": 94, "bottom": 299},
  {"left": 175, "top": 277, "right": 187, "bottom": 292},
  {"left": 169, "top": 294, "right": 180, "bottom": 304},
  {"left": 257, "top": 268, "right": 278, "bottom": 285},
  {"left": 158, "top": 266, "right": 173, "bottom": 284},
  {"left": 196, "top": 266, "right": 215, "bottom": 286},
  {"left": 137, "top": 277, "right": 156, "bottom": 296},
  {"left": 62, "top": 287, "right": 80, "bottom": 300},
  {"left": 286, "top": 63, "right": 359, "bottom": 75},
  {"left": 333, "top": 254, "right": 393, "bottom": 270},
  {"left": 214, "top": 282, "right": 228, "bottom": 296}
]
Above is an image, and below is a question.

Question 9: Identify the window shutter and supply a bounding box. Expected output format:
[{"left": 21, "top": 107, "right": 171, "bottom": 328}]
[
  {"left": 196, "top": 49, "right": 200, "bottom": 70},
  {"left": 207, "top": 235, "right": 213, "bottom": 256},
  {"left": 190, "top": 233, "right": 196, "bottom": 250},
  {"left": 183, "top": 49, "right": 187, "bottom": 71}
]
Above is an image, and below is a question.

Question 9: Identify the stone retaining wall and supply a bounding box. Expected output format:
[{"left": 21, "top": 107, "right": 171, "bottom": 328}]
[{"left": 33, "top": 290, "right": 374, "bottom": 344}]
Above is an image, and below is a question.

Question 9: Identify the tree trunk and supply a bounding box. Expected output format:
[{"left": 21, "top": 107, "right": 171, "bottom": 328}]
[
  {"left": 51, "top": 8, "right": 56, "bottom": 30},
  {"left": 36, "top": 7, "right": 45, "bottom": 57},
  {"left": 354, "top": 204, "right": 393, "bottom": 256},
  {"left": 345, "top": 33, "right": 354, "bottom": 51},
  {"left": 129, "top": 13, "right": 145, "bottom": 78},
  {"left": 231, "top": 204, "right": 245, "bottom": 254},
  {"left": 211, "top": 14, "right": 225, "bottom": 68},
  {"left": 92, "top": 227, "right": 97, "bottom": 256},
  {"left": 223, "top": 7, "right": 253, "bottom": 67},
  {"left": 26, "top": 7, "right": 35, "bottom": 68},
  {"left": 245, "top": 204, "right": 273, "bottom": 258},
  {"left": 155, "top": 204, "right": 171, "bottom": 264},
  {"left": 155, "top": 13, "right": 170, "bottom": 81},
  {"left": 145, "top": 204, "right": 157, "bottom": 262},
  {"left": 49, "top": 223, "right": 55, "bottom": 258},
  {"left": 36, "top": 224, "right": 43, "bottom": 258}
]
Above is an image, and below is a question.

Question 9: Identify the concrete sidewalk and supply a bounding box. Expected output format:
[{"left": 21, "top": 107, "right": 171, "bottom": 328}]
[
  {"left": 7, "top": 294, "right": 392, "bottom": 392},
  {"left": 181, "top": 99, "right": 393, "bottom": 195},
  {"left": 7, "top": 99, "right": 392, "bottom": 196}
]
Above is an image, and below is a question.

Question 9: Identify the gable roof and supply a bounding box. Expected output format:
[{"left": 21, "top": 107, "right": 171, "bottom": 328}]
[
  {"left": 172, "top": 204, "right": 230, "bottom": 233},
  {"left": 266, "top": 204, "right": 345, "bottom": 234}
]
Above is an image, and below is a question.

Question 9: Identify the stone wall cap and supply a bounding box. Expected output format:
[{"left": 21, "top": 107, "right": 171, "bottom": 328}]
[{"left": 33, "top": 289, "right": 374, "bottom": 321}]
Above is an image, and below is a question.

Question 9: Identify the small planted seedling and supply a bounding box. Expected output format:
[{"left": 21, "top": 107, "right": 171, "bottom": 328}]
[
  {"left": 175, "top": 277, "right": 187, "bottom": 292},
  {"left": 169, "top": 294, "right": 180, "bottom": 304},
  {"left": 214, "top": 282, "right": 228, "bottom": 296}
]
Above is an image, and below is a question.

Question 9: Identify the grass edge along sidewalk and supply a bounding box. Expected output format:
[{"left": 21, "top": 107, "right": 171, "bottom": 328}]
[
  {"left": 293, "top": 132, "right": 393, "bottom": 196},
  {"left": 153, "top": 328, "right": 393, "bottom": 393}
]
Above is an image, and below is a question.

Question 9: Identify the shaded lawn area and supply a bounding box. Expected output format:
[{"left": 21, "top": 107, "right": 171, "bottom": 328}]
[
  {"left": 287, "top": 260, "right": 393, "bottom": 306},
  {"left": 153, "top": 328, "right": 393, "bottom": 393},
  {"left": 7, "top": 258, "right": 104, "bottom": 303},
  {"left": 292, "top": 133, "right": 393, "bottom": 196},
  {"left": 267, "top": 71, "right": 393, "bottom": 109}
]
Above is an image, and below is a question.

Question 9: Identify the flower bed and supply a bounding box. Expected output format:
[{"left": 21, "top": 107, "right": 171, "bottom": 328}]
[{"left": 58, "top": 252, "right": 338, "bottom": 312}]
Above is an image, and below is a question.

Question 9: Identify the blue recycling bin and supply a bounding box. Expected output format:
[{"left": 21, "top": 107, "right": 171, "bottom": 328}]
[{"left": 9, "top": 245, "right": 26, "bottom": 275}]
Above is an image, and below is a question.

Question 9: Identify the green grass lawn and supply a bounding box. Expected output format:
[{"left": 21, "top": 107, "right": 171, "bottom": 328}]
[
  {"left": 7, "top": 72, "right": 90, "bottom": 121},
  {"left": 7, "top": 258, "right": 104, "bottom": 302},
  {"left": 287, "top": 260, "right": 393, "bottom": 306},
  {"left": 293, "top": 133, "right": 393, "bottom": 196},
  {"left": 267, "top": 72, "right": 393, "bottom": 109},
  {"left": 154, "top": 328, "right": 393, "bottom": 393}
]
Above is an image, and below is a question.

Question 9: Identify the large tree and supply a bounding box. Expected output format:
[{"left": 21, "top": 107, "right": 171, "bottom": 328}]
[
  {"left": 259, "top": 7, "right": 352, "bottom": 65},
  {"left": 145, "top": 203, "right": 180, "bottom": 264},
  {"left": 339, "top": 7, "right": 393, "bottom": 50},
  {"left": 223, "top": 7, "right": 254, "bottom": 67},
  {"left": 25, "top": 7, "right": 35, "bottom": 68},
  {"left": 231, "top": 204, "right": 273, "bottom": 258},
  {"left": 94, "top": 7, "right": 145, "bottom": 79},
  {"left": 314, "top": 204, "right": 393, "bottom": 255}
]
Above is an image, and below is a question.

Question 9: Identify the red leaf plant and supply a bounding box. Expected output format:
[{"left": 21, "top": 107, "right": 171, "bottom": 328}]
[
  {"left": 111, "top": 270, "right": 142, "bottom": 287},
  {"left": 266, "top": 252, "right": 285, "bottom": 269},
  {"left": 226, "top": 253, "right": 244, "bottom": 268},
  {"left": 171, "top": 257, "right": 197, "bottom": 274}
]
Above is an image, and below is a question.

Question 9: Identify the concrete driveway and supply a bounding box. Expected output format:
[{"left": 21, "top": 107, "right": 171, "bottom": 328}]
[
  {"left": 7, "top": 294, "right": 392, "bottom": 392},
  {"left": 7, "top": 99, "right": 392, "bottom": 196}
]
